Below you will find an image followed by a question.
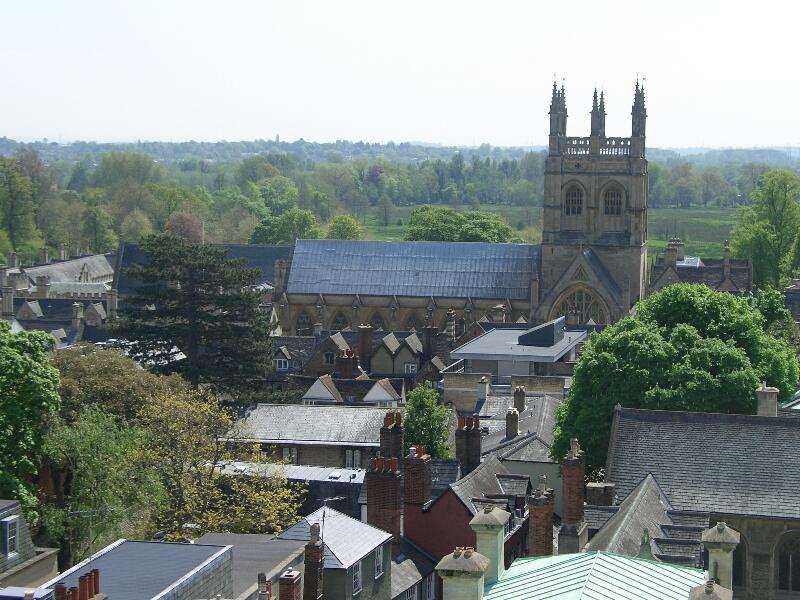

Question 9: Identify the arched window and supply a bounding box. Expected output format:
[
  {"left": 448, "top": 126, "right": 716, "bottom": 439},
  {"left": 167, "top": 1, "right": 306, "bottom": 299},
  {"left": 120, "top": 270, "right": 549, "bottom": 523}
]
[
  {"left": 777, "top": 531, "right": 800, "bottom": 592},
  {"left": 604, "top": 188, "right": 623, "bottom": 216},
  {"left": 552, "top": 286, "right": 609, "bottom": 325},
  {"left": 404, "top": 314, "right": 422, "bottom": 332},
  {"left": 331, "top": 313, "right": 348, "bottom": 331},
  {"left": 369, "top": 312, "right": 386, "bottom": 331},
  {"left": 565, "top": 186, "right": 583, "bottom": 216},
  {"left": 295, "top": 312, "right": 313, "bottom": 336}
]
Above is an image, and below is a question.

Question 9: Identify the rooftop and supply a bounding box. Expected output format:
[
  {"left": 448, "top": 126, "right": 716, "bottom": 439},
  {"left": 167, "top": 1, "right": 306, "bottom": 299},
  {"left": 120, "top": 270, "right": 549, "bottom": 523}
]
[{"left": 451, "top": 324, "right": 586, "bottom": 363}]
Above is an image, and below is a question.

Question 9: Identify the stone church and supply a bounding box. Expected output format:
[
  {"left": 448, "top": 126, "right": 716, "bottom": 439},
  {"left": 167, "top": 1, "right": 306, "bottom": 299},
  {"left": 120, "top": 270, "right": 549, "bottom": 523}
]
[{"left": 273, "top": 82, "right": 651, "bottom": 334}]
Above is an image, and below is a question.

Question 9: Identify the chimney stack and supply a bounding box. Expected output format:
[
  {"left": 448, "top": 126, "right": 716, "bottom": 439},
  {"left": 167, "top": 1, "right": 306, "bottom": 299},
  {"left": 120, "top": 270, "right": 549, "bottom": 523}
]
[
  {"left": 358, "top": 324, "right": 373, "bottom": 372},
  {"left": 586, "top": 482, "right": 616, "bottom": 506},
  {"left": 435, "top": 547, "right": 490, "bottom": 600},
  {"left": 470, "top": 506, "right": 511, "bottom": 584},
  {"left": 335, "top": 348, "right": 357, "bottom": 379},
  {"left": 423, "top": 325, "right": 438, "bottom": 359},
  {"left": 9, "top": 251, "right": 18, "bottom": 268},
  {"left": 456, "top": 415, "right": 482, "bottom": 475},
  {"left": 78, "top": 574, "right": 89, "bottom": 600},
  {"left": 701, "top": 522, "right": 740, "bottom": 591},
  {"left": 506, "top": 408, "right": 519, "bottom": 440},
  {"left": 379, "top": 411, "right": 404, "bottom": 466},
  {"left": 558, "top": 438, "right": 588, "bottom": 553},
  {"left": 675, "top": 238, "right": 685, "bottom": 261},
  {"left": 279, "top": 569, "right": 303, "bottom": 600},
  {"left": 257, "top": 573, "right": 272, "bottom": 600},
  {"left": 513, "top": 386, "right": 525, "bottom": 413},
  {"left": 303, "top": 523, "right": 324, "bottom": 600},
  {"left": 72, "top": 302, "right": 84, "bottom": 330},
  {"left": 313, "top": 322, "right": 322, "bottom": 336},
  {"left": 59, "top": 243, "right": 68, "bottom": 261},
  {"left": 35, "top": 275, "right": 51, "bottom": 299},
  {"left": 723, "top": 240, "right": 731, "bottom": 280},
  {"left": 756, "top": 382, "right": 779, "bottom": 416},
  {"left": 366, "top": 456, "right": 402, "bottom": 548},
  {"left": 405, "top": 445, "right": 432, "bottom": 506},
  {"left": 477, "top": 376, "right": 489, "bottom": 403},
  {"left": 38, "top": 246, "right": 50, "bottom": 265},
  {"left": 528, "top": 475, "right": 555, "bottom": 556},
  {"left": 665, "top": 239, "right": 678, "bottom": 269},
  {"left": 1, "top": 286, "right": 13, "bottom": 319}
]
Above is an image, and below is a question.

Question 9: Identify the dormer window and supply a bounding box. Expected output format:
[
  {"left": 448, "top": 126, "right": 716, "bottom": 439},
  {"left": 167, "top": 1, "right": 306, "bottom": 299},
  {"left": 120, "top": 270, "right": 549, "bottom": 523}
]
[{"left": 1, "top": 516, "right": 18, "bottom": 556}]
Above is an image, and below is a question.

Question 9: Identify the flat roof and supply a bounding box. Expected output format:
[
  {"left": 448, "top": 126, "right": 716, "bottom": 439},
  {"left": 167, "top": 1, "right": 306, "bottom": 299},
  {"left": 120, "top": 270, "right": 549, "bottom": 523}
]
[{"left": 451, "top": 328, "right": 586, "bottom": 362}]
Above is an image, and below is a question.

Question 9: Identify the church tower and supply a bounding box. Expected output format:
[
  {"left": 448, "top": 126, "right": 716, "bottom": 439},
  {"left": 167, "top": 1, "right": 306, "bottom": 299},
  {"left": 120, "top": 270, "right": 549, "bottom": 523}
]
[{"left": 535, "top": 81, "right": 648, "bottom": 325}]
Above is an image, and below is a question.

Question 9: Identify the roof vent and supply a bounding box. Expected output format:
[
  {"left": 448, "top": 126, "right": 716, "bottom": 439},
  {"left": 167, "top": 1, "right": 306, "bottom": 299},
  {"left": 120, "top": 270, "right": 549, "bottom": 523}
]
[{"left": 328, "top": 471, "right": 342, "bottom": 480}]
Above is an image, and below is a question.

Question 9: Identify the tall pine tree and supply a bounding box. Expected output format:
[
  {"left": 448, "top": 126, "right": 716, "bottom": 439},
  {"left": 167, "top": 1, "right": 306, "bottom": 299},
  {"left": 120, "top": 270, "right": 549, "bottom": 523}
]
[{"left": 117, "top": 234, "right": 272, "bottom": 400}]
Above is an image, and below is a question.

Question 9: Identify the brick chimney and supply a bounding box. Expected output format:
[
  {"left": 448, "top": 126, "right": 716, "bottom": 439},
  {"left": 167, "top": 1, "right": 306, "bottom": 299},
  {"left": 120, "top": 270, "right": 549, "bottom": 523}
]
[
  {"left": 303, "top": 523, "right": 324, "bottom": 600},
  {"left": 513, "top": 386, "right": 525, "bottom": 413},
  {"left": 470, "top": 506, "right": 510, "bottom": 584},
  {"left": 455, "top": 415, "right": 482, "bottom": 475},
  {"left": 701, "top": 522, "right": 740, "bottom": 591},
  {"left": 358, "top": 324, "right": 373, "bottom": 372},
  {"left": 756, "top": 381, "right": 778, "bottom": 416},
  {"left": 423, "top": 325, "right": 438, "bottom": 359},
  {"left": 379, "top": 411, "right": 404, "bottom": 464},
  {"left": 586, "top": 482, "right": 616, "bottom": 506},
  {"left": 405, "top": 445, "right": 432, "bottom": 506},
  {"left": 665, "top": 238, "right": 678, "bottom": 269},
  {"left": 279, "top": 568, "right": 303, "bottom": 600},
  {"left": 335, "top": 348, "right": 358, "bottom": 379},
  {"left": 674, "top": 238, "right": 685, "bottom": 261},
  {"left": 435, "top": 547, "right": 490, "bottom": 600},
  {"left": 366, "top": 456, "right": 402, "bottom": 548},
  {"left": 558, "top": 438, "right": 588, "bottom": 553},
  {"left": 505, "top": 408, "right": 519, "bottom": 440},
  {"left": 54, "top": 583, "right": 68, "bottom": 600},
  {"left": 528, "top": 475, "right": 555, "bottom": 556}
]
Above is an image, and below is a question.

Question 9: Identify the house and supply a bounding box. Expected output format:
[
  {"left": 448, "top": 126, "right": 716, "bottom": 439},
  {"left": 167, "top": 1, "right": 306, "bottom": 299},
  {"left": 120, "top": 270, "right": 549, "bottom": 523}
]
[
  {"left": 297, "top": 374, "right": 402, "bottom": 407},
  {"left": 0, "top": 500, "right": 58, "bottom": 589},
  {"left": 449, "top": 317, "right": 586, "bottom": 382},
  {"left": 267, "top": 335, "right": 317, "bottom": 392},
  {"left": 649, "top": 238, "right": 752, "bottom": 295},
  {"left": 589, "top": 384, "right": 800, "bottom": 598},
  {"left": 231, "top": 405, "right": 400, "bottom": 469},
  {"left": 40, "top": 539, "right": 232, "bottom": 600}
]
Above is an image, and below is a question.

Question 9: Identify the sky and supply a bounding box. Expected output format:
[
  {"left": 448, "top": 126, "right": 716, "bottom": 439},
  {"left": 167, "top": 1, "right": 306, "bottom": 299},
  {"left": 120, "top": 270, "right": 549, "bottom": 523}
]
[{"left": 1, "top": 0, "right": 798, "bottom": 148}]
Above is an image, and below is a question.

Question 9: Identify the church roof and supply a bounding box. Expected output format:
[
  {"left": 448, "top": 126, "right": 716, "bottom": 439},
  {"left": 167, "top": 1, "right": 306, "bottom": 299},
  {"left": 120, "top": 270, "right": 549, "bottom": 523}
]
[
  {"left": 286, "top": 239, "right": 540, "bottom": 300},
  {"left": 650, "top": 255, "right": 752, "bottom": 293}
]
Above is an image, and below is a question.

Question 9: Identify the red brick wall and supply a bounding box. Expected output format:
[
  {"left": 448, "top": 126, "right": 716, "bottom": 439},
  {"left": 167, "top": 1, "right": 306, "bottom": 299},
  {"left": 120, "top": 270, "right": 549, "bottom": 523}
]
[{"left": 562, "top": 453, "right": 585, "bottom": 525}]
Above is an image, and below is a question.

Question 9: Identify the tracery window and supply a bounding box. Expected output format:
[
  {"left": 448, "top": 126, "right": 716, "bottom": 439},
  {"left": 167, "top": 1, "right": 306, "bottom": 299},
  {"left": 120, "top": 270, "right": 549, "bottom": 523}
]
[
  {"left": 565, "top": 186, "right": 583, "bottom": 216},
  {"left": 369, "top": 313, "right": 386, "bottom": 331},
  {"left": 778, "top": 532, "right": 800, "bottom": 592},
  {"left": 604, "top": 188, "right": 622, "bottom": 216},
  {"left": 331, "top": 313, "right": 349, "bottom": 331},
  {"left": 404, "top": 314, "right": 422, "bottom": 332},
  {"left": 295, "top": 312, "right": 313, "bottom": 336},
  {"left": 552, "top": 286, "right": 608, "bottom": 325}
]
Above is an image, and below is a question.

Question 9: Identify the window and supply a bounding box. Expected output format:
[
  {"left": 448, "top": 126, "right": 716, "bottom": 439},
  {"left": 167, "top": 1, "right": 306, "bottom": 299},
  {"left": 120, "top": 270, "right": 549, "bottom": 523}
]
[
  {"left": 374, "top": 545, "right": 384, "bottom": 578},
  {"left": 2, "top": 516, "right": 18, "bottom": 556},
  {"left": 404, "top": 585, "right": 418, "bottom": 600},
  {"left": 552, "top": 286, "right": 609, "bottom": 325},
  {"left": 295, "top": 313, "right": 313, "bottom": 336},
  {"left": 273, "top": 358, "right": 289, "bottom": 371},
  {"left": 332, "top": 313, "right": 349, "bottom": 331},
  {"left": 564, "top": 186, "right": 583, "bottom": 216},
  {"left": 425, "top": 574, "right": 435, "bottom": 600},
  {"left": 778, "top": 532, "right": 800, "bottom": 592},
  {"left": 324, "top": 352, "right": 335, "bottom": 366},
  {"left": 281, "top": 447, "right": 298, "bottom": 464},
  {"left": 404, "top": 363, "right": 417, "bottom": 374},
  {"left": 353, "top": 560, "right": 362, "bottom": 595},
  {"left": 604, "top": 188, "right": 623, "bottom": 216},
  {"left": 345, "top": 449, "right": 361, "bottom": 468},
  {"left": 369, "top": 313, "right": 386, "bottom": 331}
]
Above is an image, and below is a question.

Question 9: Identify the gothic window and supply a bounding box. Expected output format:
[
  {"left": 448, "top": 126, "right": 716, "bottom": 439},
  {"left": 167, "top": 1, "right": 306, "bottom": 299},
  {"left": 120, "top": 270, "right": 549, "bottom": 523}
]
[
  {"left": 295, "top": 312, "right": 313, "bottom": 336},
  {"left": 777, "top": 531, "right": 800, "bottom": 592},
  {"left": 404, "top": 314, "right": 422, "bottom": 332},
  {"left": 604, "top": 188, "right": 623, "bottom": 216},
  {"left": 331, "top": 313, "right": 349, "bottom": 331},
  {"left": 552, "top": 286, "right": 609, "bottom": 325},
  {"left": 369, "top": 313, "right": 386, "bottom": 331},
  {"left": 565, "top": 186, "right": 583, "bottom": 216}
]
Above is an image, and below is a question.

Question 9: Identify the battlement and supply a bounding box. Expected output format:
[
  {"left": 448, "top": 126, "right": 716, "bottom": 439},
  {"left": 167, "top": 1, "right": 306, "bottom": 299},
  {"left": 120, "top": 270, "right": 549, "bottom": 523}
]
[{"left": 561, "top": 136, "right": 631, "bottom": 157}]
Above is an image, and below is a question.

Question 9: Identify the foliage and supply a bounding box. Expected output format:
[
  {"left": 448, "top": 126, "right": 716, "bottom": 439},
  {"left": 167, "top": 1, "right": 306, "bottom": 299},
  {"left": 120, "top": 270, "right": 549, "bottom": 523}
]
[
  {"left": 0, "top": 157, "right": 38, "bottom": 253},
  {"left": 120, "top": 208, "right": 154, "bottom": 241},
  {"left": 552, "top": 284, "right": 799, "bottom": 470},
  {"left": 249, "top": 208, "right": 322, "bottom": 245},
  {"left": 0, "top": 321, "right": 61, "bottom": 511},
  {"left": 116, "top": 234, "right": 272, "bottom": 399},
  {"left": 402, "top": 384, "right": 451, "bottom": 459},
  {"left": 405, "top": 206, "right": 515, "bottom": 243},
  {"left": 135, "top": 389, "right": 304, "bottom": 539},
  {"left": 326, "top": 214, "right": 363, "bottom": 240}
]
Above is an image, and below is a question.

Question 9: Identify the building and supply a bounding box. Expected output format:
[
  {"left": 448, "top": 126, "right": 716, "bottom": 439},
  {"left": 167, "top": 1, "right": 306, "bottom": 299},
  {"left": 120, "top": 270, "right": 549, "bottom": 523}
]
[
  {"left": 650, "top": 238, "right": 752, "bottom": 295},
  {"left": 0, "top": 500, "right": 58, "bottom": 589},
  {"left": 297, "top": 374, "right": 402, "bottom": 407}
]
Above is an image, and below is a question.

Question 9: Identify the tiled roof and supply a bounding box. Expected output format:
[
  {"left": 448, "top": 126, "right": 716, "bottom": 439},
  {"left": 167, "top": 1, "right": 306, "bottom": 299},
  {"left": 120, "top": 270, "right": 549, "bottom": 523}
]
[
  {"left": 650, "top": 255, "right": 752, "bottom": 293},
  {"left": 482, "top": 552, "right": 705, "bottom": 600},
  {"left": 276, "top": 506, "right": 390, "bottom": 569},
  {"left": 583, "top": 248, "right": 623, "bottom": 304},
  {"left": 25, "top": 254, "right": 114, "bottom": 285},
  {"left": 286, "top": 239, "right": 540, "bottom": 300},
  {"left": 479, "top": 394, "right": 561, "bottom": 458},
  {"left": 429, "top": 459, "right": 461, "bottom": 499},
  {"left": 449, "top": 455, "right": 515, "bottom": 515},
  {"left": 233, "top": 404, "right": 387, "bottom": 446},
  {"left": 605, "top": 406, "right": 800, "bottom": 519},
  {"left": 390, "top": 539, "right": 436, "bottom": 599}
]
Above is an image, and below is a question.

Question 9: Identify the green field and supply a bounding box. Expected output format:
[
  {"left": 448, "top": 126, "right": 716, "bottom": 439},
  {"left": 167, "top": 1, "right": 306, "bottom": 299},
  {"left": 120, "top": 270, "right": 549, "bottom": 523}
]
[{"left": 361, "top": 205, "right": 737, "bottom": 258}]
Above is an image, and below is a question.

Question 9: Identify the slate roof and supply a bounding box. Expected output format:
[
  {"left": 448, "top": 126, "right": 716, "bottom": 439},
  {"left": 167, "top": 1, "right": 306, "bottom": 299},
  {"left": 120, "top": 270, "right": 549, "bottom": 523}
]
[
  {"left": 430, "top": 459, "right": 461, "bottom": 499},
  {"left": 482, "top": 552, "right": 705, "bottom": 600},
  {"left": 46, "top": 282, "right": 109, "bottom": 295},
  {"left": 390, "top": 539, "right": 436, "bottom": 599},
  {"left": 271, "top": 335, "right": 318, "bottom": 367},
  {"left": 24, "top": 254, "right": 114, "bottom": 285},
  {"left": 233, "top": 404, "right": 387, "bottom": 446},
  {"left": 478, "top": 394, "right": 561, "bottom": 458},
  {"left": 583, "top": 248, "right": 623, "bottom": 304},
  {"left": 605, "top": 406, "right": 800, "bottom": 519},
  {"left": 276, "top": 506, "right": 391, "bottom": 569},
  {"left": 286, "top": 239, "right": 540, "bottom": 300},
  {"left": 448, "top": 455, "right": 523, "bottom": 515},
  {"left": 290, "top": 375, "right": 404, "bottom": 404},
  {"left": 42, "top": 539, "right": 230, "bottom": 600},
  {"left": 650, "top": 255, "right": 752, "bottom": 293}
]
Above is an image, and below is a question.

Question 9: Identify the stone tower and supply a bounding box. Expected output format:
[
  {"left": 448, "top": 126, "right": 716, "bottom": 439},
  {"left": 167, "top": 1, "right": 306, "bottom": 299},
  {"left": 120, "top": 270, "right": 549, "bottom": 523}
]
[{"left": 535, "top": 81, "right": 649, "bottom": 325}]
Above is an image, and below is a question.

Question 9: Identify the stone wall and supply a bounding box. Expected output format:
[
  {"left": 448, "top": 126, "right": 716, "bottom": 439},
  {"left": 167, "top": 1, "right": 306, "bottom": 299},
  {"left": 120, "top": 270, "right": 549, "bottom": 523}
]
[{"left": 510, "top": 375, "right": 567, "bottom": 394}]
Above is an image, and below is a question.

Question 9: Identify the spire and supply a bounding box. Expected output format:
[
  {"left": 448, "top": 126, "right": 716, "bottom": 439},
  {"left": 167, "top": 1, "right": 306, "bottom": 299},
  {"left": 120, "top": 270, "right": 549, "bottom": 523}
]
[
  {"left": 550, "top": 79, "right": 559, "bottom": 113},
  {"left": 590, "top": 87, "right": 603, "bottom": 136},
  {"left": 592, "top": 88, "right": 599, "bottom": 112},
  {"left": 599, "top": 91, "right": 605, "bottom": 113},
  {"left": 632, "top": 78, "right": 647, "bottom": 139}
]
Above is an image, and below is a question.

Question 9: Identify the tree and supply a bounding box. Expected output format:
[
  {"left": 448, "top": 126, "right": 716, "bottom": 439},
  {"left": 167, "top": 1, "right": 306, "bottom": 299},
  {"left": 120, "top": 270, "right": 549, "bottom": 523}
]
[
  {"left": 403, "top": 384, "right": 451, "bottom": 459},
  {"left": 66, "top": 162, "right": 90, "bottom": 193},
  {"left": 731, "top": 170, "right": 800, "bottom": 288},
  {"left": 116, "top": 234, "right": 272, "bottom": 399},
  {"left": 404, "top": 206, "right": 514, "bottom": 243},
  {"left": 165, "top": 210, "right": 204, "bottom": 243},
  {"left": 82, "top": 204, "right": 118, "bottom": 253},
  {"left": 0, "top": 157, "right": 38, "bottom": 252},
  {"left": 249, "top": 208, "right": 321, "bottom": 245},
  {"left": 552, "top": 284, "right": 799, "bottom": 470},
  {"left": 136, "top": 389, "right": 303, "bottom": 539},
  {"left": 326, "top": 214, "right": 363, "bottom": 240},
  {"left": 0, "top": 322, "right": 61, "bottom": 510},
  {"left": 92, "top": 152, "right": 164, "bottom": 188},
  {"left": 120, "top": 208, "right": 155, "bottom": 242},
  {"left": 258, "top": 176, "right": 299, "bottom": 215}
]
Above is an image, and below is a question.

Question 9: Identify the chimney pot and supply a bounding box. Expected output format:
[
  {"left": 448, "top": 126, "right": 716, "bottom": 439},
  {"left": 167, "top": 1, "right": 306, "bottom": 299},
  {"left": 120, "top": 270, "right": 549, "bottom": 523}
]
[
  {"left": 279, "top": 568, "right": 302, "bottom": 600},
  {"left": 506, "top": 407, "right": 519, "bottom": 439},
  {"left": 513, "top": 386, "right": 526, "bottom": 413},
  {"left": 756, "top": 382, "right": 779, "bottom": 417},
  {"left": 55, "top": 583, "right": 68, "bottom": 600}
]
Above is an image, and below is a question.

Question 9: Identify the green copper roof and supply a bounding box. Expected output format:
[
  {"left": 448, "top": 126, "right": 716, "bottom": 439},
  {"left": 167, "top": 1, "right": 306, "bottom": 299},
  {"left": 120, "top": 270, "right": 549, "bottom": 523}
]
[{"left": 483, "top": 551, "right": 705, "bottom": 600}]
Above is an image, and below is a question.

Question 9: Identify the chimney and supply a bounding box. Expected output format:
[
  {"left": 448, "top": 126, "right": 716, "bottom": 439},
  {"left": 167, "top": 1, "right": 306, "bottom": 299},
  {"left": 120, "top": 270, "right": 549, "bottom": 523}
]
[
  {"left": 35, "top": 275, "right": 51, "bottom": 299},
  {"left": 59, "top": 242, "right": 68, "bottom": 261},
  {"left": 586, "top": 482, "right": 616, "bottom": 506},
  {"left": 91, "top": 569, "right": 99, "bottom": 597},
  {"left": 279, "top": 568, "right": 303, "bottom": 600},
  {"left": 54, "top": 583, "right": 68, "bottom": 600},
  {"left": 358, "top": 324, "right": 373, "bottom": 372},
  {"left": 477, "top": 376, "right": 489, "bottom": 403},
  {"left": 257, "top": 573, "right": 272, "bottom": 600},
  {"left": 72, "top": 302, "right": 84, "bottom": 330},
  {"left": 456, "top": 416, "right": 482, "bottom": 475},
  {"left": 756, "top": 382, "right": 779, "bottom": 416},
  {"left": 405, "top": 445, "right": 432, "bottom": 506},
  {"left": 38, "top": 246, "right": 50, "bottom": 265},
  {"left": 701, "top": 522, "right": 740, "bottom": 591},
  {"left": 665, "top": 239, "right": 678, "bottom": 269},
  {"left": 78, "top": 574, "right": 89, "bottom": 600},
  {"left": 422, "top": 325, "right": 438, "bottom": 359},
  {"left": 335, "top": 348, "right": 357, "bottom": 379},
  {"left": 435, "top": 547, "right": 490, "bottom": 600},
  {"left": 467, "top": 414, "right": 482, "bottom": 474},
  {"left": 313, "top": 322, "right": 322, "bottom": 336},
  {"left": 445, "top": 308, "right": 457, "bottom": 342},
  {"left": 528, "top": 475, "right": 555, "bottom": 556},
  {"left": 675, "top": 238, "right": 685, "bottom": 261},
  {"left": 505, "top": 408, "right": 519, "bottom": 440},
  {"left": 366, "top": 456, "right": 402, "bottom": 547},
  {"left": 1, "top": 286, "right": 13, "bottom": 319},
  {"left": 513, "top": 386, "right": 525, "bottom": 413},
  {"left": 558, "top": 438, "right": 588, "bottom": 554},
  {"left": 9, "top": 251, "right": 18, "bottom": 268},
  {"left": 470, "top": 505, "right": 511, "bottom": 584},
  {"left": 723, "top": 240, "right": 731, "bottom": 279},
  {"left": 379, "top": 411, "right": 404, "bottom": 465},
  {"left": 303, "top": 523, "right": 324, "bottom": 600},
  {"left": 69, "top": 587, "right": 78, "bottom": 600}
]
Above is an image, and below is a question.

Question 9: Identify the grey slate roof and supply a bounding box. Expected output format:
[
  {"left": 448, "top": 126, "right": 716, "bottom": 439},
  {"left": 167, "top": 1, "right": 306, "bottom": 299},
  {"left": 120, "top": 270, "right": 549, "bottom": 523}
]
[
  {"left": 24, "top": 254, "right": 114, "bottom": 285},
  {"left": 233, "top": 404, "right": 387, "bottom": 446},
  {"left": 583, "top": 248, "right": 623, "bottom": 304},
  {"left": 479, "top": 394, "right": 561, "bottom": 458},
  {"left": 650, "top": 255, "right": 752, "bottom": 293},
  {"left": 448, "top": 455, "right": 518, "bottom": 515},
  {"left": 286, "top": 239, "right": 540, "bottom": 300},
  {"left": 605, "top": 406, "right": 800, "bottom": 519},
  {"left": 276, "top": 506, "right": 390, "bottom": 569},
  {"left": 430, "top": 459, "right": 461, "bottom": 499},
  {"left": 43, "top": 539, "right": 230, "bottom": 600},
  {"left": 390, "top": 540, "right": 436, "bottom": 599}
]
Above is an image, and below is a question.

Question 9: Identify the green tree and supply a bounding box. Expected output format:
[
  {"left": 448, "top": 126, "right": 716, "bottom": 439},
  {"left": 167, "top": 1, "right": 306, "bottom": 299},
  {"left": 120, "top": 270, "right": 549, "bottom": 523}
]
[
  {"left": 0, "top": 157, "right": 38, "bottom": 252},
  {"left": 258, "top": 175, "right": 299, "bottom": 215},
  {"left": 120, "top": 208, "right": 155, "bottom": 242},
  {"left": 403, "top": 384, "right": 451, "bottom": 459},
  {"left": 405, "top": 206, "right": 514, "bottom": 243},
  {"left": 66, "top": 162, "right": 90, "bottom": 193},
  {"left": 82, "top": 204, "right": 118, "bottom": 252},
  {"left": 552, "top": 284, "right": 799, "bottom": 470},
  {"left": 326, "top": 214, "right": 363, "bottom": 240},
  {"left": 249, "top": 208, "right": 321, "bottom": 245},
  {"left": 0, "top": 322, "right": 61, "bottom": 510},
  {"left": 731, "top": 170, "right": 800, "bottom": 288},
  {"left": 116, "top": 234, "right": 272, "bottom": 399},
  {"left": 92, "top": 152, "right": 164, "bottom": 188}
]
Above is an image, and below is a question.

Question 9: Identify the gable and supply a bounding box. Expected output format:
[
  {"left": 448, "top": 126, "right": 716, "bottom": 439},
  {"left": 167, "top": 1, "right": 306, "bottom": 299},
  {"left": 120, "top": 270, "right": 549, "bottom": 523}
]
[{"left": 302, "top": 378, "right": 342, "bottom": 402}]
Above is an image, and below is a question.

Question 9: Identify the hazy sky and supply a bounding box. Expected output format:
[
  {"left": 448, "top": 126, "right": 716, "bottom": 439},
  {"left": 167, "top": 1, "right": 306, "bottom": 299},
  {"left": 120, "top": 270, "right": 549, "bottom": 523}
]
[{"left": 2, "top": 0, "right": 798, "bottom": 148}]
